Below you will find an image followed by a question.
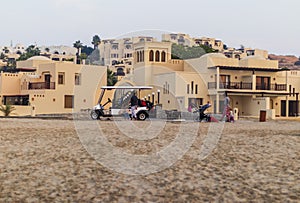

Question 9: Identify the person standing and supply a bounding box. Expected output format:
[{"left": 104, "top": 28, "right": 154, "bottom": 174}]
[
  {"left": 220, "top": 93, "right": 231, "bottom": 121},
  {"left": 130, "top": 92, "right": 139, "bottom": 120}
]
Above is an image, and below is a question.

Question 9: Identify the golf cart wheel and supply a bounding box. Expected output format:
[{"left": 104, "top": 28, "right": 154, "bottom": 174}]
[
  {"left": 90, "top": 110, "right": 99, "bottom": 120},
  {"left": 137, "top": 111, "right": 147, "bottom": 121}
]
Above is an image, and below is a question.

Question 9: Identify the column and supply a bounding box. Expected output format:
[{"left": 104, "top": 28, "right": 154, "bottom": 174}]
[
  {"left": 216, "top": 67, "right": 220, "bottom": 113},
  {"left": 252, "top": 72, "right": 256, "bottom": 90},
  {"left": 286, "top": 96, "right": 289, "bottom": 117}
]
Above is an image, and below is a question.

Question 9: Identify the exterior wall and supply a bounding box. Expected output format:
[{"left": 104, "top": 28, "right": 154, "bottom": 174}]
[
  {"left": 154, "top": 73, "right": 177, "bottom": 110},
  {"left": 17, "top": 58, "right": 53, "bottom": 69},
  {"left": 74, "top": 65, "right": 107, "bottom": 112},
  {"left": 0, "top": 72, "right": 22, "bottom": 95},
  {"left": 162, "top": 33, "right": 195, "bottom": 46},
  {"left": 239, "top": 57, "right": 278, "bottom": 68},
  {"left": 240, "top": 96, "right": 268, "bottom": 116},
  {"left": 194, "top": 37, "right": 224, "bottom": 52},
  {"left": 223, "top": 48, "right": 268, "bottom": 60},
  {"left": 1, "top": 58, "right": 107, "bottom": 116}
]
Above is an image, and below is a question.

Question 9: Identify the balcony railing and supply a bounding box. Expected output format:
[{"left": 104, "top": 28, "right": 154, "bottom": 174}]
[
  {"left": 256, "top": 83, "right": 286, "bottom": 91},
  {"left": 208, "top": 82, "right": 287, "bottom": 91},
  {"left": 29, "top": 82, "right": 55, "bottom": 90},
  {"left": 208, "top": 82, "right": 252, "bottom": 90}
]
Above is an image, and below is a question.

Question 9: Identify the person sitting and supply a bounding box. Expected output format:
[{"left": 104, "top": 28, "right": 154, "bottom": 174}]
[
  {"left": 130, "top": 93, "right": 138, "bottom": 120},
  {"left": 140, "top": 98, "right": 147, "bottom": 107}
]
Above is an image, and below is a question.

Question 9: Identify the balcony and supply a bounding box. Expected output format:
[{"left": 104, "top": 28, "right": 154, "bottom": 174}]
[
  {"left": 256, "top": 84, "right": 286, "bottom": 91},
  {"left": 208, "top": 82, "right": 252, "bottom": 90},
  {"left": 208, "top": 82, "right": 287, "bottom": 91},
  {"left": 29, "top": 82, "right": 55, "bottom": 90}
]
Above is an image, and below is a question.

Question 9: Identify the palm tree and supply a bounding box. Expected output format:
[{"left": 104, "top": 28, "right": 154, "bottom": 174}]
[
  {"left": 91, "top": 35, "right": 101, "bottom": 49},
  {"left": 73, "top": 40, "right": 83, "bottom": 64},
  {"left": 73, "top": 40, "right": 83, "bottom": 54},
  {"left": 0, "top": 104, "right": 16, "bottom": 117}
]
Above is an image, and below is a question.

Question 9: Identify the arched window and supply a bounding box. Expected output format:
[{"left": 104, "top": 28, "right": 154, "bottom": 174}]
[
  {"left": 149, "top": 50, "right": 154, "bottom": 62},
  {"left": 141, "top": 50, "right": 144, "bottom": 62},
  {"left": 139, "top": 51, "right": 143, "bottom": 62},
  {"left": 137, "top": 51, "right": 140, "bottom": 62},
  {"left": 161, "top": 51, "right": 166, "bottom": 62},
  {"left": 155, "top": 50, "right": 160, "bottom": 62}
]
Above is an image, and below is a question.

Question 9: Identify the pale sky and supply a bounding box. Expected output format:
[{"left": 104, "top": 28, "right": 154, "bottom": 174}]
[{"left": 0, "top": 0, "right": 299, "bottom": 56}]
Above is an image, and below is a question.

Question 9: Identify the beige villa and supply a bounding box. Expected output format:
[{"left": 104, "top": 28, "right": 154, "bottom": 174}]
[
  {"left": 0, "top": 56, "right": 107, "bottom": 116},
  {"left": 124, "top": 41, "right": 299, "bottom": 118}
]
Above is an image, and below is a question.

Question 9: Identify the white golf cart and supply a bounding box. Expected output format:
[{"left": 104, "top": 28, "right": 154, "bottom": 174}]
[{"left": 90, "top": 86, "right": 154, "bottom": 120}]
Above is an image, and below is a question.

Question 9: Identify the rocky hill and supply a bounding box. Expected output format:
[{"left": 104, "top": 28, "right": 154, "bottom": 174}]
[{"left": 268, "top": 54, "right": 300, "bottom": 69}]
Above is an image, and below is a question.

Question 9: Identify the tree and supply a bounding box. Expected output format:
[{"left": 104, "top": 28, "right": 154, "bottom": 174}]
[
  {"left": 92, "top": 35, "right": 101, "bottom": 49},
  {"left": 0, "top": 104, "right": 16, "bottom": 117},
  {"left": 107, "top": 69, "right": 117, "bottom": 86},
  {"left": 171, "top": 44, "right": 210, "bottom": 60},
  {"left": 17, "top": 45, "right": 41, "bottom": 61},
  {"left": 0, "top": 53, "right": 5, "bottom": 59},
  {"left": 73, "top": 40, "right": 83, "bottom": 54},
  {"left": 73, "top": 40, "right": 83, "bottom": 64},
  {"left": 79, "top": 53, "right": 87, "bottom": 60},
  {"left": 81, "top": 45, "right": 94, "bottom": 56}
]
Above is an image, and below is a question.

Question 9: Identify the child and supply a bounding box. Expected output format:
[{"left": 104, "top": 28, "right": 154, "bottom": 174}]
[{"left": 229, "top": 110, "right": 234, "bottom": 122}]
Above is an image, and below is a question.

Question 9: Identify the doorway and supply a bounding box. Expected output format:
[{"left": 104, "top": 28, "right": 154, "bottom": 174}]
[{"left": 45, "top": 74, "right": 51, "bottom": 89}]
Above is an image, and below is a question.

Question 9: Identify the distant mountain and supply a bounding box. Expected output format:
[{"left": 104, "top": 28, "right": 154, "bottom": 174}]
[{"left": 269, "top": 54, "right": 300, "bottom": 69}]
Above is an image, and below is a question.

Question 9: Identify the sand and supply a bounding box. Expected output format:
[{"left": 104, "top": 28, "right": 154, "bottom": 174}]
[{"left": 0, "top": 117, "right": 299, "bottom": 202}]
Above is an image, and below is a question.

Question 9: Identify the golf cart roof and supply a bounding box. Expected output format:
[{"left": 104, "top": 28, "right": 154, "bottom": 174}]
[{"left": 101, "top": 86, "right": 153, "bottom": 90}]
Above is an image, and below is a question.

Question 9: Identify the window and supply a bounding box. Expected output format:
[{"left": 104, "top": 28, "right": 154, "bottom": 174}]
[
  {"left": 112, "top": 44, "right": 118, "bottom": 50},
  {"left": 161, "top": 51, "right": 166, "bottom": 62},
  {"left": 195, "top": 84, "right": 198, "bottom": 94},
  {"left": 149, "top": 50, "right": 154, "bottom": 61},
  {"left": 111, "top": 54, "right": 118, "bottom": 58},
  {"left": 58, "top": 72, "right": 65, "bottom": 84},
  {"left": 4, "top": 95, "right": 29, "bottom": 105},
  {"left": 187, "top": 84, "right": 190, "bottom": 94},
  {"left": 256, "top": 76, "right": 270, "bottom": 90},
  {"left": 137, "top": 51, "right": 140, "bottom": 62},
  {"left": 155, "top": 50, "right": 160, "bottom": 62},
  {"left": 163, "top": 82, "right": 170, "bottom": 94},
  {"left": 64, "top": 95, "right": 74, "bottom": 108},
  {"left": 219, "top": 75, "right": 230, "bottom": 89},
  {"left": 75, "top": 73, "right": 81, "bottom": 85},
  {"left": 141, "top": 50, "right": 144, "bottom": 62}
]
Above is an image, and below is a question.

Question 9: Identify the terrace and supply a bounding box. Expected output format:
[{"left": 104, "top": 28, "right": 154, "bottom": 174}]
[{"left": 28, "top": 82, "right": 55, "bottom": 90}]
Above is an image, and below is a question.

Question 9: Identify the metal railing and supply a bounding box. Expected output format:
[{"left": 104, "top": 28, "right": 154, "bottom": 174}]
[
  {"left": 208, "top": 82, "right": 252, "bottom": 90},
  {"left": 256, "top": 83, "right": 286, "bottom": 91},
  {"left": 208, "top": 82, "right": 286, "bottom": 91},
  {"left": 28, "top": 82, "right": 55, "bottom": 90}
]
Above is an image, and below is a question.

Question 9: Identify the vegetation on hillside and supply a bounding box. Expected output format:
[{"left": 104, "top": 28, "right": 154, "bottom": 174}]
[
  {"left": 17, "top": 45, "right": 41, "bottom": 61},
  {"left": 171, "top": 44, "right": 218, "bottom": 60}
]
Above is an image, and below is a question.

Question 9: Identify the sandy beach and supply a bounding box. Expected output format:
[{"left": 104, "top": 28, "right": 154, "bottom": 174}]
[{"left": 0, "top": 117, "right": 299, "bottom": 202}]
